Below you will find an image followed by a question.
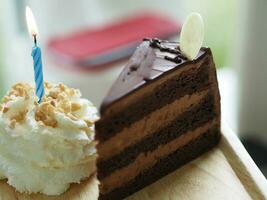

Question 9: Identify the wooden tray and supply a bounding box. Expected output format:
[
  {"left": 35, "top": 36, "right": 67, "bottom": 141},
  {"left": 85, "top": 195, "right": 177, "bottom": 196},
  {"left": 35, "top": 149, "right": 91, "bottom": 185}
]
[{"left": 1, "top": 123, "right": 267, "bottom": 200}]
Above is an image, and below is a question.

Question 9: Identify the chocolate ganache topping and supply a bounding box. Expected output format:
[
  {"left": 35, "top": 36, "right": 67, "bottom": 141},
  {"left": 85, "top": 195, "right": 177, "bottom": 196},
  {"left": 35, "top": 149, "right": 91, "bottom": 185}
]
[{"left": 100, "top": 38, "right": 209, "bottom": 114}]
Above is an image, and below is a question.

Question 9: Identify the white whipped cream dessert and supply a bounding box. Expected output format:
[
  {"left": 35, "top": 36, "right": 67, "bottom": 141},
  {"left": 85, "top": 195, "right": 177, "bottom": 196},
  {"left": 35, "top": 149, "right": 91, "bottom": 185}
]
[{"left": 0, "top": 82, "right": 98, "bottom": 195}]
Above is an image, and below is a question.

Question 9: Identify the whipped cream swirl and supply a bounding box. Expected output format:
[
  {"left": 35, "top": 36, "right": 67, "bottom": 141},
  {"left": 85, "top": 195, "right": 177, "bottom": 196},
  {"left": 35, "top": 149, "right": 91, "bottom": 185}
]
[{"left": 0, "top": 82, "right": 98, "bottom": 195}]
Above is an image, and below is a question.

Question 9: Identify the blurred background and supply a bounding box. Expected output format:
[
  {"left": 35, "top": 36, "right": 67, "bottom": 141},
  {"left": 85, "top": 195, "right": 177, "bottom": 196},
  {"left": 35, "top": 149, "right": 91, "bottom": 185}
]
[{"left": 0, "top": 0, "right": 267, "bottom": 176}]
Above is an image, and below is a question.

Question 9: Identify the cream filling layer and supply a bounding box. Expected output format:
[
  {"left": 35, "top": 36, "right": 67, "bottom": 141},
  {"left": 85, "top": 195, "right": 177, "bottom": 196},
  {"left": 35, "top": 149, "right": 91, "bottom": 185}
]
[
  {"left": 101, "top": 120, "right": 217, "bottom": 193},
  {"left": 98, "top": 89, "right": 209, "bottom": 160}
]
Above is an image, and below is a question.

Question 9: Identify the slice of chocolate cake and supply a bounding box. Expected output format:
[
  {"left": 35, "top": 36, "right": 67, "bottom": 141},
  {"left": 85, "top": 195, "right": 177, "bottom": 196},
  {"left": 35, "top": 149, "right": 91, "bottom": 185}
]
[{"left": 95, "top": 38, "right": 221, "bottom": 200}]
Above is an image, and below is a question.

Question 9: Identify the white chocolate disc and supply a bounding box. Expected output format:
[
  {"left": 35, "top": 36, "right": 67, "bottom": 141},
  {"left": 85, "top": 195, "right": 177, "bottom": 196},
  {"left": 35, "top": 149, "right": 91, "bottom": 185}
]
[{"left": 180, "top": 13, "right": 204, "bottom": 60}]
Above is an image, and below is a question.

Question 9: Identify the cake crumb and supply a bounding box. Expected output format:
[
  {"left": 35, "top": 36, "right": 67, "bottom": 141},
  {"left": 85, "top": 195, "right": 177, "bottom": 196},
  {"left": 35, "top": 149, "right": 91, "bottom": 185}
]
[
  {"left": 50, "top": 100, "right": 56, "bottom": 107},
  {"left": 49, "top": 89, "right": 60, "bottom": 99},
  {"left": 11, "top": 110, "right": 28, "bottom": 122},
  {"left": 84, "top": 119, "right": 94, "bottom": 126},
  {"left": 71, "top": 102, "right": 81, "bottom": 112},
  {"left": 59, "top": 99, "right": 71, "bottom": 113},
  {"left": 59, "top": 83, "right": 66, "bottom": 91},
  {"left": 3, "top": 107, "right": 8, "bottom": 113}
]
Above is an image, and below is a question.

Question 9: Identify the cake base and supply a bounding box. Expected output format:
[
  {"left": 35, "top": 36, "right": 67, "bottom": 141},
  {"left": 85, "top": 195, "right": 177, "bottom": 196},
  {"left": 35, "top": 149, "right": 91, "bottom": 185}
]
[{"left": 99, "top": 127, "right": 221, "bottom": 200}]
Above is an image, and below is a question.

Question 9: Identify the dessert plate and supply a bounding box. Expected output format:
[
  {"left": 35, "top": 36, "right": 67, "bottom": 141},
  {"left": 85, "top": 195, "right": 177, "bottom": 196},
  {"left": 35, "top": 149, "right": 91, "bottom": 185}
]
[{"left": 0, "top": 123, "right": 266, "bottom": 200}]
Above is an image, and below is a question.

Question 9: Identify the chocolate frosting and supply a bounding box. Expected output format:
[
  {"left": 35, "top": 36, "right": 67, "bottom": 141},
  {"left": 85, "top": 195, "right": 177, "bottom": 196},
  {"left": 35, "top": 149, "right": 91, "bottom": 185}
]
[{"left": 100, "top": 38, "right": 209, "bottom": 114}]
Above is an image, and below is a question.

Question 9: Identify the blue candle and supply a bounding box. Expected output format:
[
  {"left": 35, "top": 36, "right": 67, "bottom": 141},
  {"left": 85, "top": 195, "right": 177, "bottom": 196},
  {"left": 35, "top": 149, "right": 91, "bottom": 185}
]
[
  {"left": 31, "top": 40, "right": 44, "bottom": 103},
  {"left": 26, "top": 6, "right": 45, "bottom": 103}
]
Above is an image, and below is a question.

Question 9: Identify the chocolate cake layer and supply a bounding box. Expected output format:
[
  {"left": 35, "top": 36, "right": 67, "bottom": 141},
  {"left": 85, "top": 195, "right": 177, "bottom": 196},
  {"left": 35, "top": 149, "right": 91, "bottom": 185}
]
[
  {"left": 98, "top": 90, "right": 209, "bottom": 160},
  {"left": 97, "top": 92, "right": 216, "bottom": 178},
  {"left": 100, "top": 120, "right": 217, "bottom": 194},
  {"left": 96, "top": 58, "right": 210, "bottom": 142},
  {"left": 99, "top": 126, "right": 221, "bottom": 200}
]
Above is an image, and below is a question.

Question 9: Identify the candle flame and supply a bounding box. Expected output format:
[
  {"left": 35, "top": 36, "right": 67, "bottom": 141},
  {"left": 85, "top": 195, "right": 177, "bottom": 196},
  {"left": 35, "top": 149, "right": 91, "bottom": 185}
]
[{"left": 26, "top": 6, "right": 39, "bottom": 37}]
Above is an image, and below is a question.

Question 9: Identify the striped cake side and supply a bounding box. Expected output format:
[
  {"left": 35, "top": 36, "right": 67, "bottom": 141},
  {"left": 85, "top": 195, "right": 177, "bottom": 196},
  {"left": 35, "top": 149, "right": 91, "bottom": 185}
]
[{"left": 96, "top": 52, "right": 220, "bottom": 200}]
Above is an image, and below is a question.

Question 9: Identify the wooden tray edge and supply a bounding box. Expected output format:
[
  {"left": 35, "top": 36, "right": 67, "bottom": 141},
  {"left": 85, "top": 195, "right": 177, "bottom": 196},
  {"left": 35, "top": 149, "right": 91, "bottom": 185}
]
[{"left": 220, "top": 122, "right": 267, "bottom": 200}]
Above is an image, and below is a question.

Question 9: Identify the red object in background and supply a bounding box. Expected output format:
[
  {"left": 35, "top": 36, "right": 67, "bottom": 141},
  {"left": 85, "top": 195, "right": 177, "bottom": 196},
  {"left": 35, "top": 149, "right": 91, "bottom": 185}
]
[{"left": 48, "top": 13, "right": 181, "bottom": 69}]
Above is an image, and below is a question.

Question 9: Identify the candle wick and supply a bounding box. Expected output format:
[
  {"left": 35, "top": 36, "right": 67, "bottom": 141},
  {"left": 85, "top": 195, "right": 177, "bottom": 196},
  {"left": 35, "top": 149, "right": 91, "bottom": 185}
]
[{"left": 33, "top": 35, "right": 37, "bottom": 46}]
